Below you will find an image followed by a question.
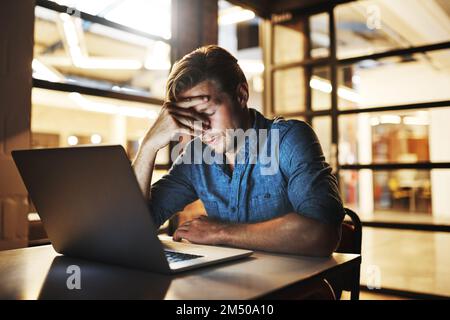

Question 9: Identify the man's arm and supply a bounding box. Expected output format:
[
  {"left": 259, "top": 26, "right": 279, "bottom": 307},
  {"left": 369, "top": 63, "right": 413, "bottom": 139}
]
[
  {"left": 132, "top": 142, "right": 159, "bottom": 199},
  {"left": 173, "top": 213, "right": 341, "bottom": 257},
  {"left": 132, "top": 97, "right": 210, "bottom": 199}
]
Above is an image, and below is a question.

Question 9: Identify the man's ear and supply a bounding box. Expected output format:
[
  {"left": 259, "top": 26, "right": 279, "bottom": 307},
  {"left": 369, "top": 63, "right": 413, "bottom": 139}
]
[{"left": 236, "top": 83, "right": 249, "bottom": 108}]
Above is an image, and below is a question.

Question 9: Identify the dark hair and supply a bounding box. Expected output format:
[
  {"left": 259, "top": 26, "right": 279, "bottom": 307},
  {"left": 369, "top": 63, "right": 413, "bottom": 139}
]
[{"left": 166, "top": 45, "right": 247, "bottom": 102}]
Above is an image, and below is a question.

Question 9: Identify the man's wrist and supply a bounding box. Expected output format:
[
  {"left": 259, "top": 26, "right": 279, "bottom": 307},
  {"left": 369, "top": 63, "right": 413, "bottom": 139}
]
[
  {"left": 140, "top": 136, "right": 162, "bottom": 155},
  {"left": 217, "top": 222, "right": 237, "bottom": 246}
]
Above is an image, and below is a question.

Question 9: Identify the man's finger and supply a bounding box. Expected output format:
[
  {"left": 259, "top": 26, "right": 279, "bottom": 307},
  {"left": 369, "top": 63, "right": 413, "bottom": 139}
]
[
  {"left": 171, "top": 114, "right": 204, "bottom": 133},
  {"left": 173, "top": 229, "right": 183, "bottom": 241},
  {"left": 176, "top": 223, "right": 191, "bottom": 231},
  {"left": 179, "top": 220, "right": 193, "bottom": 227},
  {"left": 168, "top": 104, "right": 210, "bottom": 124},
  {"left": 173, "top": 229, "right": 188, "bottom": 242},
  {"left": 176, "top": 96, "right": 210, "bottom": 109}
]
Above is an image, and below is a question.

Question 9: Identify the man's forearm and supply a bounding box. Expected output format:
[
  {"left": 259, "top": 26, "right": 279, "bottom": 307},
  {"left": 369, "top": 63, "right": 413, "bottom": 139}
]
[
  {"left": 218, "top": 213, "right": 341, "bottom": 257},
  {"left": 131, "top": 141, "right": 159, "bottom": 199}
]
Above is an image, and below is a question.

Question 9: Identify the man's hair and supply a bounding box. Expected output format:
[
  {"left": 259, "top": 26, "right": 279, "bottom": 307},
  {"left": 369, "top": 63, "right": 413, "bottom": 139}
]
[{"left": 166, "top": 45, "right": 247, "bottom": 102}]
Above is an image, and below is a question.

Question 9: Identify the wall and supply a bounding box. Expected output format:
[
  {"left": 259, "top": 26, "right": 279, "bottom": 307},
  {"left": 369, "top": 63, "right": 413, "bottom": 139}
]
[{"left": 0, "top": 1, "right": 34, "bottom": 250}]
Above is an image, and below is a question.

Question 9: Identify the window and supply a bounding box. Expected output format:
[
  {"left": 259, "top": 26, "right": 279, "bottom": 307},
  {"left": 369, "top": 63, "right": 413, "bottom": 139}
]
[
  {"left": 337, "top": 50, "right": 450, "bottom": 110},
  {"left": 266, "top": 0, "right": 450, "bottom": 218},
  {"left": 273, "top": 19, "right": 305, "bottom": 64},
  {"left": 273, "top": 67, "right": 306, "bottom": 113},
  {"left": 218, "top": 0, "right": 264, "bottom": 113},
  {"left": 335, "top": 0, "right": 450, "bottom": 59},
  {"left": 34, "top": 4, "right": 171, "bottom": 99},
  {"left": 32, "top": 0, "right": 172, "bottom": 166}
]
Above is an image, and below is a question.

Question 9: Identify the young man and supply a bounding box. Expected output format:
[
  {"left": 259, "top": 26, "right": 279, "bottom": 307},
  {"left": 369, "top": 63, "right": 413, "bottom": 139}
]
[{"left": 132, "top": 45, "right": 345, "bottom": 257}]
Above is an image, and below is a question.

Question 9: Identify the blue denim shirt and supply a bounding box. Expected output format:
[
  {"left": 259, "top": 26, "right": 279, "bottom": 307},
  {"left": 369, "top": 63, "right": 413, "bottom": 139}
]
[{"left": 150, "top": 109, "right": 345, "bottom": 228}]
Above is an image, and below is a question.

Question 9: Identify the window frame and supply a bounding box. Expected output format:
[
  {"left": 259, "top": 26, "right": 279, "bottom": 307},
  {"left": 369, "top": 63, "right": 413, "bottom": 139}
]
[
  {"left": 266, "top": 1, "right": 450, "bottom": 175},
  {"left": 33, "top": 0, "right": 172, "bottom": 169}
]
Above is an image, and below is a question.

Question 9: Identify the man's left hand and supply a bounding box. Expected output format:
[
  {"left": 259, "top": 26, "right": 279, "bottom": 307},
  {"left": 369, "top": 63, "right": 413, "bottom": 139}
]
[{"left": 173, "top": 215, "right": 228, "bottom": 245}]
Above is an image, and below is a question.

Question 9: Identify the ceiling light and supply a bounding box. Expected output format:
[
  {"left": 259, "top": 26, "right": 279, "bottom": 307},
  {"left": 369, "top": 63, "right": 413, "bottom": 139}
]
[
  {"left": 309, "top": 76, "right": 363, "bottom": 103},
  {"left": 32, "top": 59, "right": 63, "bottom": 82},
  {"left": 67, "top": 135, "right": 79, "bottom": 146},
  {"left": 238, "top": 60, "right": 264, "bottom": 74},
  {"left": 69, "top": 92, "right": 158, "bottom": 119},
  {"left": 90, "top": 134, "right": 102, "bottom": 144},
  {"left": 60, "top": 13, "right": 142, "bottom": 70},
  {"left": 380, "top": 115, "right": 401, "bottom": 124},
  {"left": 219, "top": 6, "right": 255, "bottom": 25}
]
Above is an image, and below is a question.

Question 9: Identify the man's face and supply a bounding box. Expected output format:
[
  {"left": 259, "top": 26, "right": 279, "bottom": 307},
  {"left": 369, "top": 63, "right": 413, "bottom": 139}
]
[{"left": 177, "top": 80, "right": 245, "bottom": 154}]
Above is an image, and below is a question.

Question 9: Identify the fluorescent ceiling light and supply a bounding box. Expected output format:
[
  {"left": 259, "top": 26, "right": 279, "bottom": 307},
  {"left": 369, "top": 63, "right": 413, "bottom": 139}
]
[
  {"left": 337, "top": 87, "right": 363, "bottom": 104},
  {"left": 309, "top": 76, "right": 363, "bottom": 103},
  {"left": 238, "top": 60, "right": 264, "bottom": 74},
  {"left": 75, "top": 58, "right": 142, "bottom": 70},
  {"left": 403, "top": 116, "right": 429, "bottom": 126},
  {"left": 69, "top": 92, "right": 158, "bottom": 119},
  {"left": 219, "top": 6, "right": 255, "bottom": 25},
  {"left": 60, "top": 13, "right": 142, "bottom": 70},
  {"left": 380, "top": 115, "right": 401, "bottom": 124},
  {"left": 32, "top": 59, "right": 64, "bottom": 82},
  {"left": 310, "top": 77, "right": 332, "bottom": 93}
]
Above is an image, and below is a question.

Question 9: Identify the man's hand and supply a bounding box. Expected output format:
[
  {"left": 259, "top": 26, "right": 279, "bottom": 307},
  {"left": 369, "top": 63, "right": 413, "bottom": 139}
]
[
  {"left": 132, "top": 96, "right": 211, "bottom": 198},
  {"left": 173, "top": 215, "right": 228, "bottom": 245},
  {"left": 142, "top": 96, "right": 211, "bottom": 151},
  {"left": 173, "top": 213, "right": 340, "bottom": 257}
]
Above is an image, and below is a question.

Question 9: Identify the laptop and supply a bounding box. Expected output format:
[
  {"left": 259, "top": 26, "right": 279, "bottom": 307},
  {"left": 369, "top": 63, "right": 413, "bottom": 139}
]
[{"left": 12, "top": 145, "right": 252, "bottom": 274}]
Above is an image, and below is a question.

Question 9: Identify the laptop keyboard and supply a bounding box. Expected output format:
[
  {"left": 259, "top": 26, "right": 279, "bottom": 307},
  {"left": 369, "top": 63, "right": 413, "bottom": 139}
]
[{"left": 164, "top": 250, "right": 203, "bottom": 263}]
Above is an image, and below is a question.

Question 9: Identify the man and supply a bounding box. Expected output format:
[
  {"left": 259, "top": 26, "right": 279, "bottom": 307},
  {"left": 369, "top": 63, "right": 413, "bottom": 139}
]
[{"left": 132, "top": 45, "right": 345, "bottom": 257}]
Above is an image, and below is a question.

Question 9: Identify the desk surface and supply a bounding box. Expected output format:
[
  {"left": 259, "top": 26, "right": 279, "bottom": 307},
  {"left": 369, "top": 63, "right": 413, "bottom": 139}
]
[{"left": 0, "top": 243, "right": 360, "bottom": 300}]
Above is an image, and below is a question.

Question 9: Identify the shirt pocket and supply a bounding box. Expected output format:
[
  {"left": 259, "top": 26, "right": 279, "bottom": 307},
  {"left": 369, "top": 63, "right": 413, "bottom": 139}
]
[{"left": 249, "top": 190, "right": 288, "bottom": 222}]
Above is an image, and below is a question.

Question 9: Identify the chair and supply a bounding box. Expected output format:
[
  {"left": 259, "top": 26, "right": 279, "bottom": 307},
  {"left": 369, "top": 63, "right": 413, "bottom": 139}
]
[{"left": 327, "top": 208, "right": 362, "bottom": 300}]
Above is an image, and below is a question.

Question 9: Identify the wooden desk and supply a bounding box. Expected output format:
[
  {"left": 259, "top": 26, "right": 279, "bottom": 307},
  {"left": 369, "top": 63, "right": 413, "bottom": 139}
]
[{"left": 0, "top": 244, "right": 360, "bottom": 300}]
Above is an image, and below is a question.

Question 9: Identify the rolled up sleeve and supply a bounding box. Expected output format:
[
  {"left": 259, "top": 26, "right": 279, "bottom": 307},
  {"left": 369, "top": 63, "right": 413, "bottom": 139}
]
[{"left": 280, "top": 121, "right": 345, "bottom": 225}]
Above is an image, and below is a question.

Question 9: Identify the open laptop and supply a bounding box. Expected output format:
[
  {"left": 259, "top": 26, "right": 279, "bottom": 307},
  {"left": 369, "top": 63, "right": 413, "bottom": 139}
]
[{"left": 12, "top": 145, "right": 252, "bottom": 274}]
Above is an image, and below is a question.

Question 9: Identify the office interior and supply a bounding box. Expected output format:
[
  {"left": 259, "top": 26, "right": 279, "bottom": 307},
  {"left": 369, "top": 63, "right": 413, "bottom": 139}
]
[{"left": 0, "top": 0, "right": 449, "bottom": 300}]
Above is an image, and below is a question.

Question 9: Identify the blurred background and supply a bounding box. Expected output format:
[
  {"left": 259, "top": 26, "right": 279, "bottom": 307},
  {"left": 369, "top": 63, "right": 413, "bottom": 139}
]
[{"left": 1, "top": 0, "right": 450, "bottom": 299}]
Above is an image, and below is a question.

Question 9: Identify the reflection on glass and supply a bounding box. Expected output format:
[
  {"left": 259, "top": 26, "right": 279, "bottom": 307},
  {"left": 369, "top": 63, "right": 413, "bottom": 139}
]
[
  {"left": 312, "top": 116, "right": 331, "bottom": 162},
  {"left": 273, "top": 19, "right": 305, "bottom": 64},
  {"left": 311, "top": 66, "right": 331, "bottom": 110},
  {"left": 34, "top": 6, "right": 171, "bottom": 99},
  {"left": 273, "top": 67, "right": 305, "bottom": 113},
  {"left": 338, "top": 50, "right": 450, "bottom": 109},
  {"left": 338, "top": 108, "right": 450, "bottom": 165},
  {"left": 31, "top": 88, "right": 170, "bottom": 163},
  {"left": 310, "top": 13, "right": 329, "bottom": 58},
  {"left": 335, "top": 0, "right": 450, "bottom": 59},
  {"left": 340, "top": 169, "right": 432, "bottom": 215}
]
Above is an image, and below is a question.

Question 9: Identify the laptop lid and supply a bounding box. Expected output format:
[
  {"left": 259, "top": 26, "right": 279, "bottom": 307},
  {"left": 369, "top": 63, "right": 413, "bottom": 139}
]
[{"left": 12, "top": 145, "right": 170, "bottom": 273}]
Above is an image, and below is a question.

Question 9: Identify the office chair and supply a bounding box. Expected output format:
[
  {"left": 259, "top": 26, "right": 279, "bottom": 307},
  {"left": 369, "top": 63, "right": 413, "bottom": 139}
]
[{"left": 327, "top": 208, "right": 362, "bottom": 300}]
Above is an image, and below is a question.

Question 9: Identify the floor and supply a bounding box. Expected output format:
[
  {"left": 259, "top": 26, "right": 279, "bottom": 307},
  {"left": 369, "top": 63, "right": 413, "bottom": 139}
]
[
  {"left": 359, "top": 227, "right": 450, "bottom": 298},
  {"left": 341, "top": 290, "right": 408, "bottom": 300},
  {"left": 357, "top": 211, "right": 450, "bottom": 226}
]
